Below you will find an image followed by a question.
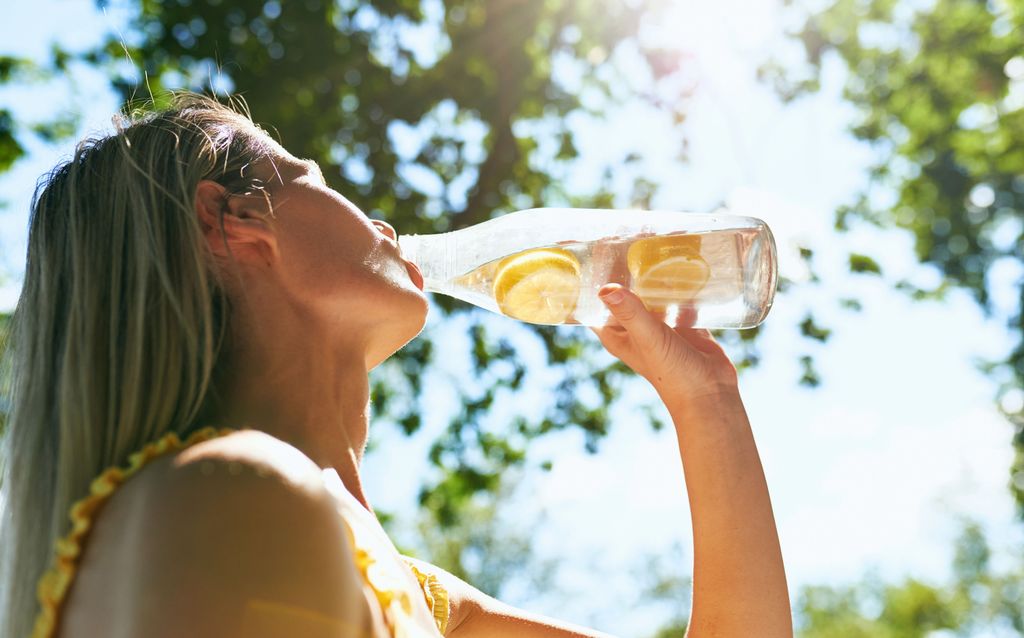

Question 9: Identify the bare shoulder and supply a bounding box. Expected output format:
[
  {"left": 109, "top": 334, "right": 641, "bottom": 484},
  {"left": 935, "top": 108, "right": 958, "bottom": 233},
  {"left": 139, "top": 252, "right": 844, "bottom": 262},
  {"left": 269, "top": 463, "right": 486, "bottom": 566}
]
[
  {"left": 137, "top": 430, "right": 334, "bottom": 543},
  {"left": 114, "top": 430, "right": 369, "bottom": 637},
  {"left": 166, "top": 428, "right": 326, "bottom": 491}
]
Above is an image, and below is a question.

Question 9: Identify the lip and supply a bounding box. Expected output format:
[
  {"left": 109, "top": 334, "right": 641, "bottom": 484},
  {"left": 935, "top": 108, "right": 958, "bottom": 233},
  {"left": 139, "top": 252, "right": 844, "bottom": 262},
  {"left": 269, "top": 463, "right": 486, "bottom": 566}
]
[{"left": 404, "top": 259, "right": 425, "bottom": 290}]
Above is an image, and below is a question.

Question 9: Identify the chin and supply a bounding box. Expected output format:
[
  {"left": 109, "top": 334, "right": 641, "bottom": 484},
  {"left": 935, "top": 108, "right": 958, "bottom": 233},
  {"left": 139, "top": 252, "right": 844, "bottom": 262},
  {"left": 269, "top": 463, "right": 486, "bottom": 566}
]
[{"left": 365, "top": 297, "right": 429, "bottom": 371}]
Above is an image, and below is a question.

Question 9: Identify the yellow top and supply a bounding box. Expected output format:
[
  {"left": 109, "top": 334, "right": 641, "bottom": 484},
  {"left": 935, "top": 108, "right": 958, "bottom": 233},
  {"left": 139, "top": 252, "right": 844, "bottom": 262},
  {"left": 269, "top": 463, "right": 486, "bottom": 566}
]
[{"left": 31, "top": 427, "right": 449, "bottom": 638}]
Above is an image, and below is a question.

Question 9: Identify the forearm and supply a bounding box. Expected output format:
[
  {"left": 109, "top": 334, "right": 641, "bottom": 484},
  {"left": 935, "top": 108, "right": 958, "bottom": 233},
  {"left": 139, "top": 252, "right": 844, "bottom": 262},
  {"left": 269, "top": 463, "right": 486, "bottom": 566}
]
[{"left": 660, "top": 386, "right": 792, "bottom": 637}]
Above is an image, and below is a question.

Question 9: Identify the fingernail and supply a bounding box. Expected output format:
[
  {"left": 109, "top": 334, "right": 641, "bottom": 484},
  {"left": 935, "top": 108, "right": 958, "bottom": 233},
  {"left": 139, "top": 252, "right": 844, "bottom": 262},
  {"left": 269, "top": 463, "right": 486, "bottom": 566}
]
[{"left": 600, "top": 288, "right": 625, "bottom": 305}]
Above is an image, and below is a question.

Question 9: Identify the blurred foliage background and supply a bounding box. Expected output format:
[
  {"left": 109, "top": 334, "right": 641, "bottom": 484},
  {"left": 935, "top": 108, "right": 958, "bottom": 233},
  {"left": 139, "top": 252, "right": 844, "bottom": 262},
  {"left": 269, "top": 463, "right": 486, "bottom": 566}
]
[
  {"left": 1, "top": 0, "right": 1023, "bottom": 634},
  {"left": 773, "top": 0, "right": 1024, "bottom": 524}
]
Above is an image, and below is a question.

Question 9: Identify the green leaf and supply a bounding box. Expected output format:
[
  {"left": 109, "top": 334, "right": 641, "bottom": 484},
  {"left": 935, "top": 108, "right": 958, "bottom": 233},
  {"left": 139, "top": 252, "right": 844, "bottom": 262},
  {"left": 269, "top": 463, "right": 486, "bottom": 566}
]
[
  {"left": 31, "top": 112, "right": 80, "bottom": 143},
  {"left": 799, "top": 355, "right": 821, "bottom": 388},
  {"left": 0, "top": 110, "right": 25, "bottom": 172},
  {"left": 0, "top": 56, "right": 33, "bottom": 81},
  {"left": 848, "top": 253, "right": 882, "bottom": 275},
  {"left": 839, "top": 298, "right": 863, "bottom": 312},
  {"left": 800, "top": 314, "right": 833, "bottom": 343}
]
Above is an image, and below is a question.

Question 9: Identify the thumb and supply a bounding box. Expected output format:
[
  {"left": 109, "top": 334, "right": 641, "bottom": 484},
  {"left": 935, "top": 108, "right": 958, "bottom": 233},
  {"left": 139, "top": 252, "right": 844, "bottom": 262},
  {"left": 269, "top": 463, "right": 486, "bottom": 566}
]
[{"left": 597, "top": 284, "right": 663, "bottom": 339}]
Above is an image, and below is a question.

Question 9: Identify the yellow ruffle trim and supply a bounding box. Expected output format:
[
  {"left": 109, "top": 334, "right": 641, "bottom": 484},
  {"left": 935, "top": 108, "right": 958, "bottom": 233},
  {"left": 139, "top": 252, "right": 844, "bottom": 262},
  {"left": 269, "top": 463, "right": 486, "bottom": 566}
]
[
  {"left": 30, "top": 426, "right": 234, "bottom": 638},
  {"left": 341, "top": 517, "right": 449, "bottom": 636},
  {"left": 347, "top": 526, "right": 411, "bottom": 629},
  {"left": 404, "top": 560, "right": 450, "bottom": 635}
]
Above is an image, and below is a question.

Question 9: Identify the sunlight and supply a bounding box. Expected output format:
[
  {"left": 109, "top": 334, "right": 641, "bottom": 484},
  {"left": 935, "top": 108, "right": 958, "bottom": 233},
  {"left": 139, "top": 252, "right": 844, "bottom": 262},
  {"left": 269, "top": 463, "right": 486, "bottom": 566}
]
[{"left": 643, "top": 0, "right": 782, "bottom": 67}]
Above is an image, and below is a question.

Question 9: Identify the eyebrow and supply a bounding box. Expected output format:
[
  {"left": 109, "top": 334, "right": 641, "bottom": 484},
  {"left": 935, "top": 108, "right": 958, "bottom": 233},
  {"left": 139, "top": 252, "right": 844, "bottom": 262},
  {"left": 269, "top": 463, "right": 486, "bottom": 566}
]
[{"left": 301, "top": 158, "right": 326, "bottom": 184}]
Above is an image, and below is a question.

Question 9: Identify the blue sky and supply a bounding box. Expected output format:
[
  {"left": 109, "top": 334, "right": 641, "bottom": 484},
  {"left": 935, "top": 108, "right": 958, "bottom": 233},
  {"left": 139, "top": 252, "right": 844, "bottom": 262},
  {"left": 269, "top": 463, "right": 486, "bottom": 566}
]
[{"left": 3, "top": 1, "right": 1023, "bottom": 635}]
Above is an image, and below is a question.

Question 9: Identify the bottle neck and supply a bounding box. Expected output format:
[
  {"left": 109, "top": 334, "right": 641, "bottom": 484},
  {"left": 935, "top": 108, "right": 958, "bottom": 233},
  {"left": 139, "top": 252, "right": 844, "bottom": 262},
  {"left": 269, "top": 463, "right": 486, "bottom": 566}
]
[{"left": 398, "top": 232, "right": 453, "bottom": 293}]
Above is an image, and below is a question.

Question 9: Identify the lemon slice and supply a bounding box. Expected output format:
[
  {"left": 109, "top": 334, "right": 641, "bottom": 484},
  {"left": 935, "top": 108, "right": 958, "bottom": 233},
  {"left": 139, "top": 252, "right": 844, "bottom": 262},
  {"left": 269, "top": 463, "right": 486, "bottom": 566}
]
[
  {"left": 626, "top": 234, "right": 703, "bottom": 277},
  {"left": 492, "top": 247, "right": 582, "bottom": 324},
  {"left": 627, "top": 235, "right": 709, "bottom": 308}
]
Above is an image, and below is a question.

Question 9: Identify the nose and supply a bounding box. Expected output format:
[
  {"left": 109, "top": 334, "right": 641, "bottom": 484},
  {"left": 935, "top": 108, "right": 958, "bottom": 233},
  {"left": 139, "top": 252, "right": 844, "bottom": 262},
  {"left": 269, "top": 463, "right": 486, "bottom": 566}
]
[{"left": 373, "top": 219, "right": 397, "bottom": 242}]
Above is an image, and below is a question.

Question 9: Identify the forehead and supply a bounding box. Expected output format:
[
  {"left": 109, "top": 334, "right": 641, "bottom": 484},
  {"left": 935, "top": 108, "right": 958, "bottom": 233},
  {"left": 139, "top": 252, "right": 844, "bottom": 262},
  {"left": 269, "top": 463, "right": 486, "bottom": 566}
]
[
  {"left": 234, "top": 122, "right": 326, "bottom": 186},
  {"left": 254, "top": 144, "right": 318, "bottom": 185}
]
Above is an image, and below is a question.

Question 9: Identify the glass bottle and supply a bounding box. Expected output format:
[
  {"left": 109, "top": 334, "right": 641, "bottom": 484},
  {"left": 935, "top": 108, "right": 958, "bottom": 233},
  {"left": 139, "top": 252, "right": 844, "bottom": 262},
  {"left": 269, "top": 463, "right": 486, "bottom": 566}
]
[{"left": 398, "top": 208, "right": 777, "bottom": 329}]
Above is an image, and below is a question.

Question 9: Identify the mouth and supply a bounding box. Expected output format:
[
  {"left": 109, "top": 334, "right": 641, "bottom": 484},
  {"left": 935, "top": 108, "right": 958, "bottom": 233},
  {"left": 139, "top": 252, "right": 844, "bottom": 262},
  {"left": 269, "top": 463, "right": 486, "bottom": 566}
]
[{"left": 404, "top": 259, "right": 425, "bottom": 290}]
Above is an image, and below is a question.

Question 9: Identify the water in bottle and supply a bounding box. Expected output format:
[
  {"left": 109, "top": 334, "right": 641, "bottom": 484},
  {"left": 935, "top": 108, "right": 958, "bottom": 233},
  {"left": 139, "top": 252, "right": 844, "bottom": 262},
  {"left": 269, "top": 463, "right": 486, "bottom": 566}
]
[{"left": 398, "top": 208, "right": 777, "bottom": 329}]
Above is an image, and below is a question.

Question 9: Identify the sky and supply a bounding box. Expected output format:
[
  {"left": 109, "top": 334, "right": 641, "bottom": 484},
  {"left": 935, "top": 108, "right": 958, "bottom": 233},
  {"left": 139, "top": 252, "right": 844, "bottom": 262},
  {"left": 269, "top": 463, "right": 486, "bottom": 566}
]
[{"left": 2, "top": 1, "right": 1022, "bottom": 636}]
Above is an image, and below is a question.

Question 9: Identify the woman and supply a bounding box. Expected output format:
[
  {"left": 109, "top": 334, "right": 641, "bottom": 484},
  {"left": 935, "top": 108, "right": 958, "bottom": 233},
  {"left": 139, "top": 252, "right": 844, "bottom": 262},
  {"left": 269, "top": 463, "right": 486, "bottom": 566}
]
[{"left": 0, "top": 95, "right": 791, "bottom": 637}]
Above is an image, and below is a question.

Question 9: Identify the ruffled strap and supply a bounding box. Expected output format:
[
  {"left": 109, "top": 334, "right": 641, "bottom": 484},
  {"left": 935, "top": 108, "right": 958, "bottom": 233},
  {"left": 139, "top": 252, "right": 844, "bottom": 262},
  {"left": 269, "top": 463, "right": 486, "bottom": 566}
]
[
  {"left": 31, "top": 426, "right": 235, "bottom": 638},
  {"left": 340, "top": 519, "right": 449, "bottom": 636},
  {"left": 403, "top": 559, "right": 451, "bottom": 635}
]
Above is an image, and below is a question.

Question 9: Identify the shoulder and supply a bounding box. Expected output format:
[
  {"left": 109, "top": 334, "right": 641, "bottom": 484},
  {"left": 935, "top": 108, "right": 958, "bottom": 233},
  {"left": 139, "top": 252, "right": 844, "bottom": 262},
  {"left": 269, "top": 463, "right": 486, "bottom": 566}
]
[
  {"left": 138, "top": 429, "right": 332, "bottom": 533},
  {"left": 119, "top": 430, "right": 370, "bottom": 637},
  {"left": 165, "top": 428, "right": 325, "bottom": 492}
]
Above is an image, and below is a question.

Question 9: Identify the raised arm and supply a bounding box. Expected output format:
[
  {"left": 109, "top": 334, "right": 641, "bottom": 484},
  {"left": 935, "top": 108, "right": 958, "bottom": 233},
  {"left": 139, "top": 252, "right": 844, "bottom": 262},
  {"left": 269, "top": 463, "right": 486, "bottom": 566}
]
[
  {"left": 589, "top": 285, "right": 792, "bottom": 637},
  {"left": 418, "top": 284, "right": 790, "bottom": 638}
]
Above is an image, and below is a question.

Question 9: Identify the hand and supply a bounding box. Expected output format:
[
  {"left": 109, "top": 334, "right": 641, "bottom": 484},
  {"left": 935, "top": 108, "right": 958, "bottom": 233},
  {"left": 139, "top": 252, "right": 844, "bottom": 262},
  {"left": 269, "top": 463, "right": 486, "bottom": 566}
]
[{"left": 589, "top": 283, "right": 738, "bottom": 403}]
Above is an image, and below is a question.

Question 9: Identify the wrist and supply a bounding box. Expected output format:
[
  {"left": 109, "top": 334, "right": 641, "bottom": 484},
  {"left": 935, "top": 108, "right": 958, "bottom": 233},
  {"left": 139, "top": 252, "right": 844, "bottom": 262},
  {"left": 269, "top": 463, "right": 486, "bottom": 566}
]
[{"left": 656, "top": 380, "right": 741, "bottom": 414}]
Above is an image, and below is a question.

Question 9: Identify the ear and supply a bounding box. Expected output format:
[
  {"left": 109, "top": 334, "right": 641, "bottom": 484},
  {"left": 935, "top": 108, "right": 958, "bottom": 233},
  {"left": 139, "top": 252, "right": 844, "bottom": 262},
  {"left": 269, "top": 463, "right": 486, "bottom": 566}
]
[{"left": 195, "top": 180, "right": 278, "bottom": 265}]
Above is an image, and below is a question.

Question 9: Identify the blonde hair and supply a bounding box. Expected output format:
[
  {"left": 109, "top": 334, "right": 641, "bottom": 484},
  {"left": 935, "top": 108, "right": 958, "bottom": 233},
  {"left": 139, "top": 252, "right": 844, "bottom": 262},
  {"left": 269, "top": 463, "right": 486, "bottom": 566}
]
[{"left": 0, "top": 94, "right": 276, "bottom": 637}]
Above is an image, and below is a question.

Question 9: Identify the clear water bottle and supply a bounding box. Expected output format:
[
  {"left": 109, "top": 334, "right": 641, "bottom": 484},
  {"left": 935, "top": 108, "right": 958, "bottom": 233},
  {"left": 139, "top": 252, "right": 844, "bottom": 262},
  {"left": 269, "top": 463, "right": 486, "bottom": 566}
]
[{"left": 398, "top": 208, "right": 777, "bottom": 329}]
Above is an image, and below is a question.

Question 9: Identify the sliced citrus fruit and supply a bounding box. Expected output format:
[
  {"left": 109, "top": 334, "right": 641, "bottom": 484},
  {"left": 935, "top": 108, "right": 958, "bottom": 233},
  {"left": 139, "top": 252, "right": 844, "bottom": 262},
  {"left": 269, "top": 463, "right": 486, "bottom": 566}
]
[
  {"left": 492, "top": 247, "right": 582, "bottom": 324},
  {"left": 626, "top": 234, "right": 704, "bottom": 278},
  {"left": 627, "top": 235, "right": 709, "bottom": 308}
]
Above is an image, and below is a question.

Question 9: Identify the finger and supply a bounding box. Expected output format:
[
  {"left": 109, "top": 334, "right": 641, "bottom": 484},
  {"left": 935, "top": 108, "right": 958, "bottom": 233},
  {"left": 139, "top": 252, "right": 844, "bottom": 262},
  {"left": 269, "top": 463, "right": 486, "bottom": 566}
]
[
  {"left": 667, "top": 304, "right": 710, "bottom": 338},
  {"left": 674, "top": 305, "right": 698, "bottom": 329},
  {"left": 596, "top": 284, "right": 664, "bottom": 346}
]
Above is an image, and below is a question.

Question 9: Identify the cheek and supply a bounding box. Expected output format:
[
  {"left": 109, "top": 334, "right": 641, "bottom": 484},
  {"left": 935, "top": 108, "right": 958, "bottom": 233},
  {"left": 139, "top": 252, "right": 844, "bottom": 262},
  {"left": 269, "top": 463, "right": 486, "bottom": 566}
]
[
  {"left": 278, "top": 214, "right": 377, "bottom": 299},
  {"left": 269, "top": 184, "right": 391, "bottom": 307}
]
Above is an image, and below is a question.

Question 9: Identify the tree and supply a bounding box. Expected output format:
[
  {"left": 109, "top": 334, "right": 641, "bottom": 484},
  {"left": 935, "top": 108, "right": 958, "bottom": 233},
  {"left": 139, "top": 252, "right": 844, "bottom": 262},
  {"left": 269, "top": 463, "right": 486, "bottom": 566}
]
[
  {"left": 794, "top": 521, "right": 1024, "bottom": 636},
  {"left": 768, "top": 0, "right": 1024, "bottom": 514}
]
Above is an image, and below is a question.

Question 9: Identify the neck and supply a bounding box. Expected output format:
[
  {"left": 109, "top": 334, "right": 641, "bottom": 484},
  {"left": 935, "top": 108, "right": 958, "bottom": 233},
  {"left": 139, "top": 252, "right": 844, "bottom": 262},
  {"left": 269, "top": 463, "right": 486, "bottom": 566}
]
[{"left": 205, "top": 304, "right": 375, "bottom": 512}]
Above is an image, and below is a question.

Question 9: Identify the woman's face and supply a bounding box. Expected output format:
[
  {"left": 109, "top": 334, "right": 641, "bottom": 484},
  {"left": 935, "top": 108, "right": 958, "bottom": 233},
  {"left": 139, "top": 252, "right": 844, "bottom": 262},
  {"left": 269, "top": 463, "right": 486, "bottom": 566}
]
[{"left": 257, "top": 147, "right": 428, "bottom": 369}]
